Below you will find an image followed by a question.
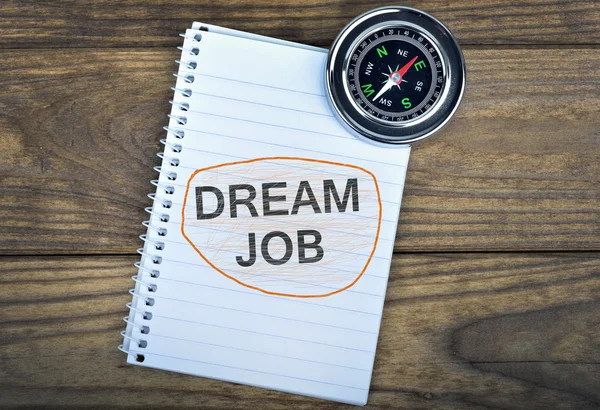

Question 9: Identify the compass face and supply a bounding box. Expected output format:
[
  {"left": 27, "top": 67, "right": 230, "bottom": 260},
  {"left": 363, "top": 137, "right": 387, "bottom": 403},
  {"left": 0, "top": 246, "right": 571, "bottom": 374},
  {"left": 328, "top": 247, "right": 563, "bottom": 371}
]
[
  {"left": 348, "top": 28, "right": 443, "bottom": 123},
  {"left": 326, "top": 7, "right": 466, "bottom": 145}
]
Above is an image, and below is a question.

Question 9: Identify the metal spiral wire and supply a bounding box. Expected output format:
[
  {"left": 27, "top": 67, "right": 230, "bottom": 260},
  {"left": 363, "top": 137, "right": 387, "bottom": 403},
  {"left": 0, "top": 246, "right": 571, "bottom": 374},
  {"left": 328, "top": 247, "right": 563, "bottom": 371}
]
[{"left": 119, "top": 31, "right": 203, "bottom": 362}]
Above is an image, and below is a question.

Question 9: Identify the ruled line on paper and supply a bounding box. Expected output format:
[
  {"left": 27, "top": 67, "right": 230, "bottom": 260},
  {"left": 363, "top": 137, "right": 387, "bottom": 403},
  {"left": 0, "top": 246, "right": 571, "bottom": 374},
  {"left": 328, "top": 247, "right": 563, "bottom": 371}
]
[
  {"left": 142, "top": 236, "right": 393, "bottom": 264},
  {"left": 159, "top": 248, "right": 388, "bottom": 281},
  {"left": 150, "top": 313, "right": 376, "bottom": 353},
  {"left": 144, "top": 292, "right": 382, "bottom": 333},
  {"left": 168, "top": 127, "right": 408, "bottom": 169},
  {"left": 166, "top": 155, "right": 404, "bottom": 190},
  {"left": 153, "top": 275, "right": 383, "bottom": 315},
  {"left": 152, "top": 194, "right": 399, "bottom": 224},
  {"left": 149, "top": 333, "right": 371, "bottom": 372},
  {"left": 154, "top": 182, "right": 397, "bottom": 225},
  {"left": 156, "top": 178, "right": 387, "bottom": 204},
  {"left": 129, "top": 349, "right": 369, "bottom": 391},
  {"left": 179, "top": 71, "right": 326, "bottom": 97},
  {"left": 147, "top": 214, "right": 398, "bottom": 243},
  {"left": 179, "top": 109, "right": 350, "bottom": 140},
  {"left": 157, "top": 256, "right": 385, "bottom": 298},
  {"left": 173, "top": 88, "right": 334, "bottom": 118},
  {"left": 158, "top": 163, "right": 403, "bottom": 206},
  {"left": 166, "top": 150, "right": 405, "bottom": 184}
]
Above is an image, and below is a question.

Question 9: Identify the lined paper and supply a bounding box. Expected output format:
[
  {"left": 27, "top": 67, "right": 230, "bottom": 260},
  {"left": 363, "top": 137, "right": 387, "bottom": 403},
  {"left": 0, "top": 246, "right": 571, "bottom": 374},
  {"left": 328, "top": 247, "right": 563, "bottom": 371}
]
[{"left": 124, "top": 24, "right": 411, "bottom": 406}]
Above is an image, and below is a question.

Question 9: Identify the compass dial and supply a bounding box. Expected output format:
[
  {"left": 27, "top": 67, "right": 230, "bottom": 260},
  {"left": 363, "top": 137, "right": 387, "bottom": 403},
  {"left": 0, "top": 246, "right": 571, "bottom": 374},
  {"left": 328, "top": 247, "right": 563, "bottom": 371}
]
[
  {"left": 326, "top": 7, "right": 466, "bottom": 145},
  {"left": 349, "top": 28, "right": 443, "bottom": 122}
]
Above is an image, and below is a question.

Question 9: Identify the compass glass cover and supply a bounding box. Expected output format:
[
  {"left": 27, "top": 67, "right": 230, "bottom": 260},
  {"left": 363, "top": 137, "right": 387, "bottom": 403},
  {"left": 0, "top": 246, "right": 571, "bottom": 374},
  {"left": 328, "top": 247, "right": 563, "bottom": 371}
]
[{"left": 347, "top": 27, "right": 444, "bottom": 123}]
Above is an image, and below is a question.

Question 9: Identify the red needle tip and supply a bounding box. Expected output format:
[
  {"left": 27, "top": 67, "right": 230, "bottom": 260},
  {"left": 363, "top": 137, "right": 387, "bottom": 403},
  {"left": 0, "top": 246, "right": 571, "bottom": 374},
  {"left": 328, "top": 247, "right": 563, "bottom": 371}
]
[{"left": 398, "top": 56, "right": 419, "bottom": 77}]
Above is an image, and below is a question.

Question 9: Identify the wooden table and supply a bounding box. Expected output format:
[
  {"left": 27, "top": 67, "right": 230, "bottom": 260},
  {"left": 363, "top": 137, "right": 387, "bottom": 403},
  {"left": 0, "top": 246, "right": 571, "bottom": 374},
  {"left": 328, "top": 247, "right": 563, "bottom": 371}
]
[{"left": 1, "top": 1, "right": 599, "bottom": 408}]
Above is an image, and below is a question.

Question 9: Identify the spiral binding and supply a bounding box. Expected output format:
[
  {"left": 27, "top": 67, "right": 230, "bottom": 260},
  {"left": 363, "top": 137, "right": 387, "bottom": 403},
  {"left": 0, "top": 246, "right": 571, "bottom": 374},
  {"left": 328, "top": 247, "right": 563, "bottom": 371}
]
[{"left": 119, "top": 30, "right": 203, "bottom": 362}]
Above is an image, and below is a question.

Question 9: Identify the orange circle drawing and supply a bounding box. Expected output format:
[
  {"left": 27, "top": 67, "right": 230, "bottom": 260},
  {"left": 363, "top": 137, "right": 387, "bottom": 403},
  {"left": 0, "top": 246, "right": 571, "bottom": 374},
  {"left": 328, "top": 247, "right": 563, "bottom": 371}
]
[{"left": 181, "top": 156, "right": 382, "bottom": 298}]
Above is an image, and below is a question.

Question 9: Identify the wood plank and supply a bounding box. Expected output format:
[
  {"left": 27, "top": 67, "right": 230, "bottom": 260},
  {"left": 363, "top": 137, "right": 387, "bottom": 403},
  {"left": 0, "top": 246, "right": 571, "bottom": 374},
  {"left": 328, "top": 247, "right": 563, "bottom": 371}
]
[
  {"left": 0, "top": 0, "right": 599, "bottom": 48},
  {"left": 0, "top": 47, "right": 598, "bottom": 254},
  {"left": 1, "top": 253, "right": 598, "bottom": 408}
]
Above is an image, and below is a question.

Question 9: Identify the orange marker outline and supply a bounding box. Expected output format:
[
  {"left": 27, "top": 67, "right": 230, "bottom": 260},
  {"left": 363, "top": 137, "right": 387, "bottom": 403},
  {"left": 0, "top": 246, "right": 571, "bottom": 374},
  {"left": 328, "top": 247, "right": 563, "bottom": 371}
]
[{"left": 181, "top": 157, "right": 382, "bottom": 298}]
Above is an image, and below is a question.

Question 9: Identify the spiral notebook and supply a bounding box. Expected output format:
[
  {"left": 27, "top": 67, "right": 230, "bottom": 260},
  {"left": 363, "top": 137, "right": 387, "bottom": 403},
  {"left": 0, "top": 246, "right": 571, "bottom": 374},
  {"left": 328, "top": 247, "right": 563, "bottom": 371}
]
[{"left": 121, "top": 22, "right": 411, "bottom": 406}]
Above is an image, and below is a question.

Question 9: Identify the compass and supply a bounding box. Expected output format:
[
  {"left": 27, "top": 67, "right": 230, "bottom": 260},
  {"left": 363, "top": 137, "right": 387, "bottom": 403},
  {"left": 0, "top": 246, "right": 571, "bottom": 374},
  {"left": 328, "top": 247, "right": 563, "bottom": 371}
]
[{"left": 326, "top": 7, "right": 466, "bottom": 145}]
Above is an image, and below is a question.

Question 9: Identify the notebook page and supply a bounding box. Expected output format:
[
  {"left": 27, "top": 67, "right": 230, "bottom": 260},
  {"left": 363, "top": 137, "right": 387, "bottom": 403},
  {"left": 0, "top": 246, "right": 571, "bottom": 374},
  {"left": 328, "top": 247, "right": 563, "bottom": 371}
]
[{"left": 124, "top": 27, "right": 410, "bottom": 406}]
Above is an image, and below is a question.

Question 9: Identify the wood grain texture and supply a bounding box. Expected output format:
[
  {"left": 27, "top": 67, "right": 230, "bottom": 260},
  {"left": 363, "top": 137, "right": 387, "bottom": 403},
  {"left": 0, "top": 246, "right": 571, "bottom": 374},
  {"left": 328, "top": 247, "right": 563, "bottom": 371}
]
[
  {"left": 0, "top": 0, "right": 599, "bottom": 48},
  {"left": 1, "top": 253, "right": 598, "bottom": 408},
  {"left": 2, "top": 0, "right": 598, "bottom": 407},
  {"left": 1, "top": 47, "right": 598, "bottom": 254}
]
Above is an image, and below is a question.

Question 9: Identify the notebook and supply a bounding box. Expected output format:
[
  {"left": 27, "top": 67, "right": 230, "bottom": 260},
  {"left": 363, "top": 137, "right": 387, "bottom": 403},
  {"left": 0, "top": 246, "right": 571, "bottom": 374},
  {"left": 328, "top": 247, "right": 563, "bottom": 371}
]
[{"left": 121, "top": 22, "right": 411, "bottom": 406}]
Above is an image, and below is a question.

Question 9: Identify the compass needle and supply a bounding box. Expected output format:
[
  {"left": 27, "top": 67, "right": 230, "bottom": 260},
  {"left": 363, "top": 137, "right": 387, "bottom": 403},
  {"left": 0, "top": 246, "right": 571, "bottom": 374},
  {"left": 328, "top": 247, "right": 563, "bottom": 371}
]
[{"left": 371, "top": 80, "right": 394, "bottom": 101}]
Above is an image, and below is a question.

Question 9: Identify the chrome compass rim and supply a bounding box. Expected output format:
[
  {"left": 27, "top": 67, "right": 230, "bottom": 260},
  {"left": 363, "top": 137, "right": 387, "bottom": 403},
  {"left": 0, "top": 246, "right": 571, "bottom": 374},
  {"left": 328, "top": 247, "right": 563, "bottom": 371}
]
[{"left": 326, "top": 6, "right": 466, "bottom": 145}]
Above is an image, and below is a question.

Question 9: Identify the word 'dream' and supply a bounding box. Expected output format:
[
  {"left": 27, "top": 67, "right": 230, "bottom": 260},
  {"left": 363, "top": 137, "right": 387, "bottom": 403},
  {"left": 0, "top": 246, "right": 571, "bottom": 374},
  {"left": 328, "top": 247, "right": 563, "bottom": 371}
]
[{"left": 181, "top": 157, "right": 381, "bottom": 298}]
